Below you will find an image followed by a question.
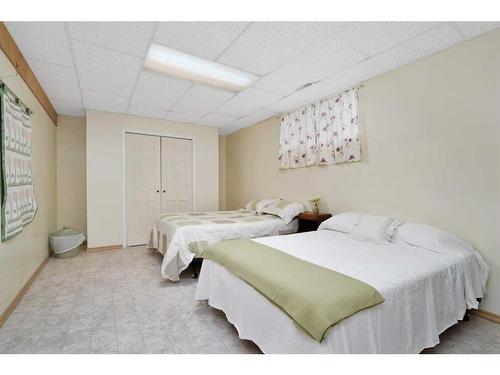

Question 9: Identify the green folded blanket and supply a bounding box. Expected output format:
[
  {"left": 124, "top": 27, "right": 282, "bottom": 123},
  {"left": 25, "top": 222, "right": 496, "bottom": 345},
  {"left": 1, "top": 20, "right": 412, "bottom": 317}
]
[{"left": 201, "top": 239, "right": 384, "bottom": 342}]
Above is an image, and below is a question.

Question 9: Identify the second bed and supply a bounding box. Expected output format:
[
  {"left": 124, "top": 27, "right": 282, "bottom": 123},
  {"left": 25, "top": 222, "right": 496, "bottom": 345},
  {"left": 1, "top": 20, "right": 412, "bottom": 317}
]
[{"left": 148, "top": 209, "right": 298, "bottom": 280}]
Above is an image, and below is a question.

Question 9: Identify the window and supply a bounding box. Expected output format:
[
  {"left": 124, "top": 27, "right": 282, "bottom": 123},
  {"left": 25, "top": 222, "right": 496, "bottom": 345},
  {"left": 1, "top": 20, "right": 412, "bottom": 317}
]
[{"left": 278, "top": 88, "right": 361, "bottom": 169}]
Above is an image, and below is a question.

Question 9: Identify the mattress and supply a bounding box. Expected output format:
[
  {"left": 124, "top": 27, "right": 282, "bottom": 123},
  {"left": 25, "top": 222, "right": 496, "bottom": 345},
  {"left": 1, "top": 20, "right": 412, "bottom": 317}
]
[
  {"left": 147, "top": 210, "right": 298, "bottom": 281},
  {"left": 195, "top": 230, "right": 488, "bottom": 353}
]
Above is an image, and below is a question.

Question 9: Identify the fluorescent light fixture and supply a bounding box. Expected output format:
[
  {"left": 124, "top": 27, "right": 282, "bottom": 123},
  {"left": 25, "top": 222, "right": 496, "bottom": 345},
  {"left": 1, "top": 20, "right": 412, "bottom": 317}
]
[{"left": 145, "top": 43, "right": 258, "bottom": 92}]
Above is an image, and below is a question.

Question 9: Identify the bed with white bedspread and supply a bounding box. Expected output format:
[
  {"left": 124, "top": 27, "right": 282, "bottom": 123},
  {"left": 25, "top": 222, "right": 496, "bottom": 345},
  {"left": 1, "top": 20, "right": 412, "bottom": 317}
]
[
  {"left": 195, "top": 216, "right": 488, "bottom": 353},
  {"left": 147, "top": 210, "right": 298, "bottom": 281}
]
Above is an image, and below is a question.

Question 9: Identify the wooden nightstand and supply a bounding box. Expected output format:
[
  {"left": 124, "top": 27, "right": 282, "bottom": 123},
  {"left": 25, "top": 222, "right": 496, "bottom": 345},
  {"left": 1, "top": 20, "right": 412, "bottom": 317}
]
[{"left": 298, "top": 212, "right": 332, "bottom": 233}]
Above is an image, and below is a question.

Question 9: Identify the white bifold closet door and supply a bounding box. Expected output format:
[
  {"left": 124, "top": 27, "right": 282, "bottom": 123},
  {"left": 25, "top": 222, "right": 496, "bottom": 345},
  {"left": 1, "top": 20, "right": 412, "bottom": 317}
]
[
  {"left": 125, "top": 133, "right": 193, "bottom": 246},
  {"left": 161, "top": 137, "right": 193, "bottom": 212},
  {"left": 126, "top": 133, "right": 161, "bottom": 247}
]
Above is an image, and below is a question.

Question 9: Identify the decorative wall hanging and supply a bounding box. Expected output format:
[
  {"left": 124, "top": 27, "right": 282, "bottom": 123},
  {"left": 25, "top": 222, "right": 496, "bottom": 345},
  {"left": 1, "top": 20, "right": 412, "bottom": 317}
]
[
  {"left": 0, "top": 83, "right": 37, "bottom": 241},
  {"left": 278, "top": 88, "right": 361, "bottom": 169}
]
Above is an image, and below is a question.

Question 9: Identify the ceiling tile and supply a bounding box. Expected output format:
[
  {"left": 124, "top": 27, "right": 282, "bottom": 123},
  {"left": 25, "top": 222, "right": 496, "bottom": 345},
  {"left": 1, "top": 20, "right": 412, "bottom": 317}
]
[
  {"left": 82, "top": 90, "right": 129, "bottom": 113},
  {"left": 454, "top": 22, "right": 500, "bottom": 39},
  {"left": 325, "top": 24, "right": 464, "bottom": 89},
  {"left": 163, "top": 111, "right": 200, "bottom": 124},
  {"left": 266, "top": 81, "right": 339, "bottom": 113},
  {"left": 67, "top": 22, "right": 156, "bottom": 57},
  {"left": 219, "top": 126, "right": 240, "bottom": 136},
  {"left": 389, "top": 23, "right": 464, "bottom": 62},
  {"left": 338, "top": 22, "right": 439, "bottom": 57},
  {"left": 7, "top": 21, "right": 493, "bottom": 124},
  {"left": 170, "top": 85, "right": 234, "bottom": 117},
  {"left": 218, "top": 22, "right": 347, "bottom": 75},
  {"left": 197, "top": 113, "right": 238, "bottom": 127},
  {"left": 254, "top": 35, "right": 366, "bottom": 95},
  {"left": 5, "top": 22, "right": 74, "bottom": 67},
  {"left": 154, "top": 22, "right": 249, "bottom": 60},
  {"left": 323, "top": 64, "right": 371, "bottom": 92},
  {"left": 51, "top": 98, "right": 85, "bottom": 117},
  {"left": 230, "top": 109, "right": 277, "bottom": 128},
  {"left": 130, "top": 71, "right": 192, "bottom": 110},
  {"left": 28, "top": 59, "right": 81, "bottom": 102},
  {"left": 214, "top": 87, "right": 282, "bottom": 117},
  {"left": 266, "top": 23, "right": 441, "bottom": 96},
  {"left": 128, "top": 105, "right": 166, "bottom": 120},
  {"left": 72, "top": 40, "right": 143, "bottom": 97}
]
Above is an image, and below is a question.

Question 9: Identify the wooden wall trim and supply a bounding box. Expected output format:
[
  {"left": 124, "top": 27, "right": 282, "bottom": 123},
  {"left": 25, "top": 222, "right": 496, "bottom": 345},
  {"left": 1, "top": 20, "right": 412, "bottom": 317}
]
[
  {"left": 86, "top": 244, "right": 123, "bottom": 253},
  {"left": 0, "top": 256, "right": 49, "bottom": 328},
  {"left": 0, "top": 22, "right": 58, "bottom": 125},
  {"left": 472, "top": 309, "right": 500, "bottom": 324}
]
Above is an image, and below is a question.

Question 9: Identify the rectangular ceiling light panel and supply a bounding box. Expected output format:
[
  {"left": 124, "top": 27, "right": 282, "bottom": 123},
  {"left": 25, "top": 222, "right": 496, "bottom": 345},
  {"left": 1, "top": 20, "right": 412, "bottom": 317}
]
[{"left": 145, "top": 43, "right": 258, "bottom": 92}]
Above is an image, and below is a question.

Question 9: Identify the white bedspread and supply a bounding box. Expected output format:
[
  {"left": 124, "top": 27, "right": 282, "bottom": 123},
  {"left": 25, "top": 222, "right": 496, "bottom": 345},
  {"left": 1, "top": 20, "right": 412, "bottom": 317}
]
[
  {"left": 147, "top": 210, "right": 297, "bottom": 281},
  {"left": 195, "top": 230, "right": 488, "bottom": 353}
]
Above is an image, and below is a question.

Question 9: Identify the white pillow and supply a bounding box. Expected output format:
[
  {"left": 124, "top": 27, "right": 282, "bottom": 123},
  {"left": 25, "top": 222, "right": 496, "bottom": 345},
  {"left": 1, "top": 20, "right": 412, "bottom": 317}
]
[
  {"left": 244, "top": 198, "right": 281, "bottom": 214},
  {"left": 396, "top": 223, "right": 489, "bottom": 297},
  {"left": 318, "top": 212, "right": 361, "bottom": 233},
  {"left": 387, "top": 219, "right": 403, "bottom": 240},
  {"left": 262, "top": 200, "right": 304, "bottom": 224},
  {"left": 396, "top": 222, "right": 472, "bottom": 254},
  {"left": 350, "top": 214, "right": 396, "bottom": 244}
]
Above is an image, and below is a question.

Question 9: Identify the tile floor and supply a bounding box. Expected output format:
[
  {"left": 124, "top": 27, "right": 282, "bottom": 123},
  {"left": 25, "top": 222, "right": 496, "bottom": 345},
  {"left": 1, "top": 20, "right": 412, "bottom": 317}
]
[{"left": 0, "top": 246, "right": 498, "bottom": 354}]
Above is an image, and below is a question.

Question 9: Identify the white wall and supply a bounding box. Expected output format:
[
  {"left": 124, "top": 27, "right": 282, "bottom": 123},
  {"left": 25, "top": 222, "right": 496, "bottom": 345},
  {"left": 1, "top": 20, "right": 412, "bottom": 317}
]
[
  {"left": 0, "top": 51, "right": 57, "bottom": 316},
  {"left": 57, "top": 115, "right": 86, "bottom": 236},
  {"left": 219, "top": 135, "right": 227, "bottom": 210},
  {"left": 86, "top": 110, "right": 219, "bottom": 248},
  {"left": 224, "top": 29, "right": 500, "bottom": 314}
]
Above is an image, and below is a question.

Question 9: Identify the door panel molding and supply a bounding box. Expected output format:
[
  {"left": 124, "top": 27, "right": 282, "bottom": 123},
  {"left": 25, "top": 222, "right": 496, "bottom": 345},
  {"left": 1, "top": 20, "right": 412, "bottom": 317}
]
[{"left": 161, "top": 137, "right": 193, "bottom": 213}]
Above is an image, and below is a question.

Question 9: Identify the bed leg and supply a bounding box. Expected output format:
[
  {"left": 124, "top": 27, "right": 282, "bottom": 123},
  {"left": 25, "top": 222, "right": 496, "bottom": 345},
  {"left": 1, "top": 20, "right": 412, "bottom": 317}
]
[
  {"left": 191, "top": 258, "right": 202, "bottom": 279},
  {"left": 463, "top": 311, "right": 470, "bottom": 321}
]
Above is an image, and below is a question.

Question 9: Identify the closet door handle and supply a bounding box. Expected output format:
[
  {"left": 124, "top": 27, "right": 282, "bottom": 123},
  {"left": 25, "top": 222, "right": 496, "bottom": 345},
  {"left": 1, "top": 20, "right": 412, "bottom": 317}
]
[
  {"left": 163, "top": 190, "right": 166, "bottom": 193},
  {"left": 156, "top": 190, "right": 160, "bottom": 193}
]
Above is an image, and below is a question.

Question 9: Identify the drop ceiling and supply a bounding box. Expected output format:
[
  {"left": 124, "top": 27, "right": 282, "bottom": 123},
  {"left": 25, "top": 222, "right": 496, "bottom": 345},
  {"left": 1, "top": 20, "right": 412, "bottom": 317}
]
[{"left": 5, "top": 21, "right": 499, "bottom": 135}]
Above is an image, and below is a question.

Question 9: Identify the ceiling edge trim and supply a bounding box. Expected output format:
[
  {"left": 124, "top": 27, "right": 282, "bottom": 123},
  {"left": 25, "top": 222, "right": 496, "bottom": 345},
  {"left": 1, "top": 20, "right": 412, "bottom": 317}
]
[{"left": 0, "top": 22, "right": 58, "bottom": 125}]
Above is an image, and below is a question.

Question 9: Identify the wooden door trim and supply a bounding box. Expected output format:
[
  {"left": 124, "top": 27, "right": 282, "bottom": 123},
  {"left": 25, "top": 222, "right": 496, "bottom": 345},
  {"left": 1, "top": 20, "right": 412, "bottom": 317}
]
[
  {"left": 86, "top": 244, "right": 123, "bottom": 252},
  {"left": 121, "top": 128, "right": 196, "bottom": 247}
]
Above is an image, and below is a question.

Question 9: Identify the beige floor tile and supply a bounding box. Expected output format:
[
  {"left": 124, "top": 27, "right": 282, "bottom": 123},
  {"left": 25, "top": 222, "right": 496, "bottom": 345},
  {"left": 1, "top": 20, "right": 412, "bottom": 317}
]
[
  {"left": 91, "top": 328, "right": 118, "bottom": 354},
  {"left": 1, "top": 246, "right": 498, "bottom": 354},
  {"left": 116, "top": 327, "right": 145, "bottom": 354}
]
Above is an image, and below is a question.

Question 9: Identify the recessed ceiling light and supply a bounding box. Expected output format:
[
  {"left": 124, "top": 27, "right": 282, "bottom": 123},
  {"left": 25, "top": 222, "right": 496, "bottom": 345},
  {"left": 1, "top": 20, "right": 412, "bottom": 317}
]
[{"left": 144, "top": 43, "right": 258, "bottom": 92}]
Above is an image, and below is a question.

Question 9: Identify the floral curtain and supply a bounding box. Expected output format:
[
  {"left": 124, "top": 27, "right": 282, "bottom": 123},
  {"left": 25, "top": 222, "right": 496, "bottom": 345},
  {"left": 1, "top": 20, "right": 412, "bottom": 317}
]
[{"left": 278, "top": 88, "right": 361, "bottom": 169}]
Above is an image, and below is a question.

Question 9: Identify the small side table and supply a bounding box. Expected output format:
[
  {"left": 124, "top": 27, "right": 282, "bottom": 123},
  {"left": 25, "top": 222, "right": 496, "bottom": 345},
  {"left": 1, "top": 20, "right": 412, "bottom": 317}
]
[{"left": 298, "top": 212, "right": 332, "bottom": 233}]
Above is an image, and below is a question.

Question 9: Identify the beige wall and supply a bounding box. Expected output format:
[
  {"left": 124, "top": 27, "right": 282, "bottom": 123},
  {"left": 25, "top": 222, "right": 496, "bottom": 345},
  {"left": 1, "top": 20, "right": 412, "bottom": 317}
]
[
  {"left": 57, "top": 115, "right": 86, "bottom": 236},
  {"left": 219, "top": 135, "right": 227, "bottom": 210},
  {"left": 224, "top": 29, "right": 500, "bottom": 314},
  {"left": 86, "top": 110, "right": 219, "bottom": 248},
  {"left": 0, "top": 51, "right": 57, "bottom": 315}
]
